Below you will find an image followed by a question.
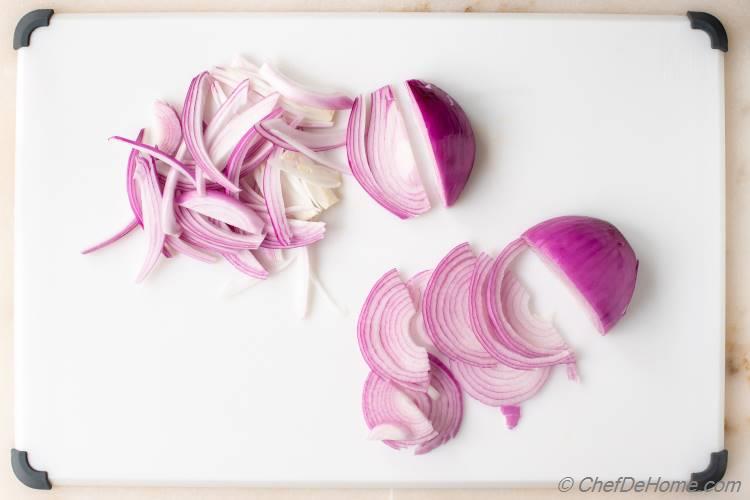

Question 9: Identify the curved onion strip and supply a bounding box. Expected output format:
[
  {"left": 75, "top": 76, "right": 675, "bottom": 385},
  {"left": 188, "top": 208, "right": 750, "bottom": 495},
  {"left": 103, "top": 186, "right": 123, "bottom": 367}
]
[
  {"left": 181, "top": 72, "right": 239, "bottom": 193},
  {"left": 414, "top": 355, "right": 463, "bottom": 455},
  {"left": 175, "top": 206, "right": 264, "bottom": 252},
  {"left": 125, "top": 129, "right": 146, "bottom": 226},
  {"left": 358, "top": 269, "right": 430, "bottom": 392},
  {"left": 503, "top": 272, "right": 567, "bottom": 350},
  {"left": 222, "top": 249, "right": 269, "bottom": 279},
  {"left": 176, "top": 190, "right": 264, "bottom": 234},
  {"left": 261, "top": 154, "right": 293, "bottom": 246},
  {"left": 255, "top": 117, "right": 345, "bottom": 152},
  {"left": 260, "top": 121, "right": 348, "bottom": 174},
  {"left": 204, "top": 80, "right": 251, "bottom": 144},
  {"left": 260, "top": 218, "right": 326, "bottom": 250},
  {"left": 206, "top": 93, "right": 280, "bottom": 169},
  {"left": 486, "top": 240, "right": 577, "bottom": 378},
  {"left": 405, "top": 270, "right": 433, "bottom": 349},
  {"left": 152, "top": 101, "right": 182, "bottom": 156},
  {"left": 110, "top": 136, "right": 196, "bottom": 187},
  {"left": 225, "top": 109, "right": 283, "bottom": 189},
  {"left": 470, "top": 253, "right": 575, "bottom": 370},
  {"left": 362, "top": 372, "right": 436, "bottom": 450},
  {"left": 449, "top": 359, "right": 550, "bottom": 428},
  {"left": 133, "top": 158, "right": 165, "bottom": 283},
  {"left": 81, "top": 218, "right": 138, "bottom": 254},
  {"left": 160, "top": 169, "right": 182, "bottom": 236},
  {"left": 423, "top": 243, "right": 495, "bottom": 366},
  {"left": 258, "top": 62, "right": 353, "bottom": 110},
  {"left": 165, "top": 235, "right": 218, "bottom": 263}
]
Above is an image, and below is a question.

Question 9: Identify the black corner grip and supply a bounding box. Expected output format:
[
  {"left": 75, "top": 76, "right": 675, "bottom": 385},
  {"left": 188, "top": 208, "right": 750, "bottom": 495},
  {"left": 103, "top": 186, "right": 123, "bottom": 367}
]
[
  {"left": 687, "top": 11, "right": 728, "bottom": 53},
  {"left": 689, "top": 449, "right": 728, "bottom": 491},
  {"left": 13, "top": 9, "right": 54, "bottom": 50},
  {"left": 10, "top": 449, "right": 51, "bottom": 490}
]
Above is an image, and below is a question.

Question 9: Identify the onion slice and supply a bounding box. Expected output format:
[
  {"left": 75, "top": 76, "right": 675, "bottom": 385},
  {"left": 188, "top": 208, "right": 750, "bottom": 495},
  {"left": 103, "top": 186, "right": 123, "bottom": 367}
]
[
  {"left": 414, "top": 355, "right": 463, "bottom": 455},
  {"left": 449, "top": 360, "right": 550, "bottom": 429},
  {"left": 346, "top": 88, "right": 430, "bottom": 219},
  {"left": 133, "top": 157, "right": 165, "bottom": 283},
  {"left": 362, "top": 372, "right": 436, "bottom": 449},
  {"left": 152, "top": 101, "right": 182, "bottom": 155},
  {"left": 176, "top": 190, "right": 265, "bottom": 234},
  {"left": 358, "top": 269, "right": 431, "bottom": 393},
  {"left": 181, "top": 71, "right": 240, "bottom": 193},
  {"left": 422, "top": 243, "right": 495, "bottom": 366},
  {"left": 258, "top": 62, "right": 353, "bottom": 110},
  {"left": 81, "top": 218, "right": 138, "bottom": 255}
]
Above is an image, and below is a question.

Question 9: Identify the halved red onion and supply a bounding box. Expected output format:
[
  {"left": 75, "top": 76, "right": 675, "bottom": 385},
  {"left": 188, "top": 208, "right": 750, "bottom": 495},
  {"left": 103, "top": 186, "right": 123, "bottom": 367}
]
[
  {"left": 133, "top": 157, "right": 165, "bottom": 283},
  {"left": 176, "top": 190, "right": 264, "bottom": 234},
  {"left": 358, "top": 269, "right": 431, "bottom": 393},
  {"left": 405, "top": 79, "right": 475, "bottom": 207},
  {"left": 346, "top": 87, "right": 430, "bottom": 219},
  {"left": 152, "top": 101, "right": 182, "bottom": 156},
  {"left": 258, "top": 62, "right": 353, "bottom": 110},
  {"left": 362, "top": 371, "right": 436, "bottom": 449},
  {"left": 422, "top": 243, "right": 495, "bottom": 367},
  {"left": 522, "top": 216, "right": 639, "bottom": 334},
  {"left": 449, "top": 359, "right": 550, "bottom": 429}
]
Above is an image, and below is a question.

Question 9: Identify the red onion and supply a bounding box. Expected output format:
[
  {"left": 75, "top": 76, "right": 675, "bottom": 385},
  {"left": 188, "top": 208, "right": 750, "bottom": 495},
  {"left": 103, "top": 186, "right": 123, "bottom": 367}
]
[
  {"left": 405, "top": 79, "right": 476, "bottom": 207},
  {"left": 357, "top": 269, "right": 430, "bottom": 393},
  {"left": 152, "top": 101, "right": 182, "bottom": 156},
  {"left": 258, "top": 62, "right": 353, "bottom": 110},
  {"left": 413, "top": 355, "right": 463, "bottom": 455},
  {"left": 132, "top": 157, "right": 165, "bottom": 283},
  {"left": 422, "top": 243, "right": 495, "bottom": 367},
  {"left": 522, "top": 216, "right": 639, "bottom": 333}
]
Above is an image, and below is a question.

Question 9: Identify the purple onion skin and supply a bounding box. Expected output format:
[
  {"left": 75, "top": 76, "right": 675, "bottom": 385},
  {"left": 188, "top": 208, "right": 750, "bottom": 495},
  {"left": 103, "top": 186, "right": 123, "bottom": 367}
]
[
  {"left": 522, "top": 216, "right": 639, "bottom": 334},
  {"left": 406, "top": 80, "right": 476, "bottom": 207}
]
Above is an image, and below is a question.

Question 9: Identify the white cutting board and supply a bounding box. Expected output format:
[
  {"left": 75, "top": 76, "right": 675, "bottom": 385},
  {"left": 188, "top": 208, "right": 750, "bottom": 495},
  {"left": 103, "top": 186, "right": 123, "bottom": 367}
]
[{"left": 14, "top": 12, "right": 724, "bottom": 487}]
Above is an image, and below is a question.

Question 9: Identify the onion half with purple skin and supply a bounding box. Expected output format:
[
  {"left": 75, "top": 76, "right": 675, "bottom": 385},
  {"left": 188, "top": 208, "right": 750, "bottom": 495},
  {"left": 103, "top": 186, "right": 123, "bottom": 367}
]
[
  {"left": 406, "top": 79, "right": 476, "bottom": 207},
  {"left": 522, "top": 216, "right": 639, "bottom": 334}
]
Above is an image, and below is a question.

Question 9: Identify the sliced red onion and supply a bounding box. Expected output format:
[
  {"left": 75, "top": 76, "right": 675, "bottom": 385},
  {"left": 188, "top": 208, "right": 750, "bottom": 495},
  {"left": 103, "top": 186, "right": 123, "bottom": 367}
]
[
  {"left": 225, "top": 108, "right": 282, "bottom": 189},
  {"left": 259, "top": 218, "right": 326, "bottom": 250},
  {"left": 414, "top": 355, "right": 463, "bottom": 455},
  {"left": 522, "top": 216, "right": 639, "bottom": 334},
  {"left": 486, "top": 240, "right": 577, "bottom": 373},
  {"left": 81, "top": 218, "right": 138, "bottom": 255},
  {"left": 259, "top": 118, "right": 348, "bottom": 174},
  {"left": 261, "top": 153, "right": 293, "bottom": 246},
  {"left": 152, "top": 101, "right": 182, "bottom": 156},
  {"left": 405, "top": 270, "right": 433, "bottom": 349},
  {"left": 346, "top": 90, "right": 430, "bottom": 219},
  {"left": 176, "top": 190, "right": 264, "bottom": 234},
  {"left": 276, "top": 152, "right": 341, "bottom": 189},
  {"left": 204, "top": 79, "right": 252, "bottom": 145},
  {"left": 206, "top": 93, "right": 280, "bottom": 169},
  {"left": 133, "top": 157, "right": 165, "bottom": 283},
  {"left": 110, "top": 136, "right": 196, "bottom": 187},
  {"left": 422, "top": 243, "right": 495, "bottom": 367},
  {"left": 449, "top": 360, "right": 550, "bottom": 429},
  {"left": 362, "top": 371, "right": 436, "bottom": 449},
  {"left": 358, "top": 269, "right": 430, "bottom": 393},
  {"left": 160, "top": 169, "right": 182, "bottom": 236},
  {"left": 222, "top": 249, "right": 269, "bottom": 280},
  {"left": 165, "top": 235, "right": 218, "bottom": 263},
  {"left": 258, "top": 62, "right": 353, "bottom": 110},
  {"left": 500, "top": 405, "right": 521, "bottom": 430},
  {"left": 405, "top": 79, "right": 475, "bottom": 207},
  {"left": 125, "top": 129, "right": 146, "bottom": 225},
  {"left": 255, "top": 117, "right": 345, "bottom": 152},
  {"left": 181, "top": 72, "right": 240, "bottom": 193},
  {"left": 471, "top": 252, "right": 576, "bottom": 370},
  {"left": 175, "top": 206, "right": 264, "bottom": 252}
]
